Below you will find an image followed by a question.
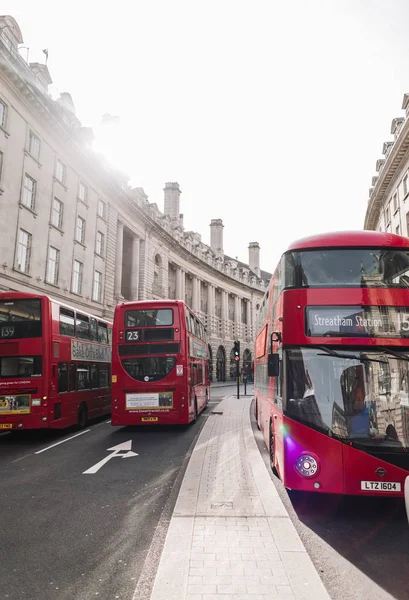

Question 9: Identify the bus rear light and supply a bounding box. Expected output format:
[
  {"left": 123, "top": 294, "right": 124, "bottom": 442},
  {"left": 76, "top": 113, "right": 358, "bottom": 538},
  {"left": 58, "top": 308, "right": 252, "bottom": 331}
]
[
  {"left": 42, "top": 396, "right": 47, "bottom": 401},
  {"left": 41, "top": 417, "right": 47, "bottom": 422},
  {"left": 296, "top": 455, "right": 319, "bottom": 477}
]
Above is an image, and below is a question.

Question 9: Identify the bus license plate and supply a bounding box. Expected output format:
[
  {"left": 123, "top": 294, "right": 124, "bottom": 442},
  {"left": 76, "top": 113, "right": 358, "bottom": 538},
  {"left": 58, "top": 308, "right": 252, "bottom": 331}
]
[
  {"left": 361, "top": 481, "right": 401, "bottom": 492},
  {"left": 0, "top": 424, "right": 13, "bottom": 429},
  {"left": 141, "top": 417, "right": 158, "bottom": 423}
]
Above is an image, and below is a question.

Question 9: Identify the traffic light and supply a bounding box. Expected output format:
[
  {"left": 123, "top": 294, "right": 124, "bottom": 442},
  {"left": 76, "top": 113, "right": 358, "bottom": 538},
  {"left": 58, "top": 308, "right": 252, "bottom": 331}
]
[{"left": 233, "top": 340, "right": 240, "bottom": 361}]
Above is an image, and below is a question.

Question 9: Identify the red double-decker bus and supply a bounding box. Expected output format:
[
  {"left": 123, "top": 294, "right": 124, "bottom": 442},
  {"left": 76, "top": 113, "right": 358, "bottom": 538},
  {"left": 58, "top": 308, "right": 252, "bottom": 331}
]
[
  {"left": 0, "top": 291, "right": 112, "bottom": 431},
  {"left": 111, "top": 300, "right": 210, "bottom": 426},
  {"left": 254, "top": 231, "right": 409, "bottom": 497}
]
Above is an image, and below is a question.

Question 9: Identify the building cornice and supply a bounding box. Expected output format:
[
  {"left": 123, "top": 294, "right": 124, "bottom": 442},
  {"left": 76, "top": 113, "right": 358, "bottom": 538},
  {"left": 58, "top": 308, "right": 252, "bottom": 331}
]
[{"left": 365, "top": 117, "right": 409, "bottom": 229}]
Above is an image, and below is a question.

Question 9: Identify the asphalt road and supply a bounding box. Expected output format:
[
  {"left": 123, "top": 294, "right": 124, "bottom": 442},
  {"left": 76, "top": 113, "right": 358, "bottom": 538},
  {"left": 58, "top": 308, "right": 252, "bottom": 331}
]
[
  {"left": 251, "top": 400, "right": 409, "bottom": 600},
  {"left": 0, "top": 387, "right": 229, "bottom": 600}
]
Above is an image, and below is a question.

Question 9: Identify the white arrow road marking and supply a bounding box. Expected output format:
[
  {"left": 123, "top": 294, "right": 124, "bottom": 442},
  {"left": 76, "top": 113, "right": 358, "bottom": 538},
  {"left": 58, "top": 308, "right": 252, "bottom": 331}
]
[{"left": 83, "top": 440, "right": 138, "bottom": 474}]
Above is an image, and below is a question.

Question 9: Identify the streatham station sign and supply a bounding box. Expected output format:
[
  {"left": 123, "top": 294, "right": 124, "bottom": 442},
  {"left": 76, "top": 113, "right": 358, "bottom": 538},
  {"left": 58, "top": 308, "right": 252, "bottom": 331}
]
[{"left": 306, "top": 306, "right": 409, "bottom": 338}]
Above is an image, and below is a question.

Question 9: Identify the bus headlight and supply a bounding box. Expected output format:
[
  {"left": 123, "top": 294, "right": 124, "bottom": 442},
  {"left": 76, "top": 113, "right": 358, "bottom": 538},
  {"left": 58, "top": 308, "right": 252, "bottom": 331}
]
[{"left": 296, "top": 455, "right": 318, "bottom": 477}]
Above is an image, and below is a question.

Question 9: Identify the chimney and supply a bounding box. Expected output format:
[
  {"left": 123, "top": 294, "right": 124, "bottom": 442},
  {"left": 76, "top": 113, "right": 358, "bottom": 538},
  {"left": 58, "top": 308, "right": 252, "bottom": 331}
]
[
  {"left": 164, "top": 182, "right": 181, "bottom": 221},
  {"left": 210, "top": 219, "right": 224, "bottom": 258},
  {"left": 248, "top": 242, "right": 260, "bottom": 277},
  {"left": 179, "top": 214, "right": 184, "bottom": 228}
]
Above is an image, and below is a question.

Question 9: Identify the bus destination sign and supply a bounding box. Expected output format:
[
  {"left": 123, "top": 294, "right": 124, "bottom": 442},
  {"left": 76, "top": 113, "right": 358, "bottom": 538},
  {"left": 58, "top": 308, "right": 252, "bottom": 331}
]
[
  {"left": 71, "top": 340, "right": 112, "bottom": 362},
  {"left": 306, "top": 306, "right": 409, "bottom": 338}
]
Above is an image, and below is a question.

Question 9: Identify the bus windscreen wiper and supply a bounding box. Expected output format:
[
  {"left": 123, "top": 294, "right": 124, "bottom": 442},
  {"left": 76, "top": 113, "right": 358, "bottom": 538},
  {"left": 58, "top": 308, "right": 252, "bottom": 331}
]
[{"left": 316, "top": 346, "right": 387, "bottom": 364}]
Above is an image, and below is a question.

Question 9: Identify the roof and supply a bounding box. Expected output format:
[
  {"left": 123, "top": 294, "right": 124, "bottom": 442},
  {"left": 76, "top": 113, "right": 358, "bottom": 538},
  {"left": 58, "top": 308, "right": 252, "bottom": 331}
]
[
  {"left": 224, "top": 254, "right": 272, "bottom": 282},
  {"left": 286, "top": 230, "right": 409, "bottom": 251}
]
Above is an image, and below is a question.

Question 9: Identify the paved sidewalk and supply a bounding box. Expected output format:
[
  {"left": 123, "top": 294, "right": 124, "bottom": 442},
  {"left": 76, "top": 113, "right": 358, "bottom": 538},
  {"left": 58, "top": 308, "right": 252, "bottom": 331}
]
[{"left": 149, "top": 396, "right": 330, "bottom": 600}]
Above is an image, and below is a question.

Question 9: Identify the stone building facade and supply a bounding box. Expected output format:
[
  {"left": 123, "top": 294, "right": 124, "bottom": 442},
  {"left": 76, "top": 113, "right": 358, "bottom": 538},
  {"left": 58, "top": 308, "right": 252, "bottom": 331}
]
[
  {"left": 364, "top": 91, "right": 409, "bottom": 445},
  {"left": 0, "top": 15, "right": 271, "bottom": 381}
]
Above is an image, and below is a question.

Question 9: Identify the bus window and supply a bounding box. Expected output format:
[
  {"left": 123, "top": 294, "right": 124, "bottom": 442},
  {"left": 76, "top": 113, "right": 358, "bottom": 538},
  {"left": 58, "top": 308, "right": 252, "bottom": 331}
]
[
  {"left": 76, "top": 314, "right": 90, "bottom": 340},
  {"left": 77, "top": 365, "right": 90, "bottom": 390},
  {"left": 60, "top": 307, "right": 75, "bottom": 337},
  {"left": 90, "top": 364, "right": 99, "bottom": 388},
  {"left": 98, "top": 322, "right": 108, "bottom": 343},
  {"left": 90, "top": 318, "right": 98, "bottom": 342},
  {"left": 70, "top": 363, "right": 76, "bottom": 391},
  {"left": 108, "top": 328, "right": 112, "bottom": 345},
  {"left": 99, "top": 364, "right": 109, "bottom": 388},
  {"left": 58, "top": 362, "right": 69, "bottom": 393}
]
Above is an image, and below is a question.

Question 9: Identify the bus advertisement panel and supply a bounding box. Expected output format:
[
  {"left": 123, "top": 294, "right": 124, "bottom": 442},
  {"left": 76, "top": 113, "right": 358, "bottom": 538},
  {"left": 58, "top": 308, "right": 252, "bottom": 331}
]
[
  {"left": 0, "top": 292, "right": 112, "bottom": 431},
  {"left": 254, "top": 231, "right": 409, "bottom": 497},
  {"left": 111, "top": 300, "right": 210, "bottom": 426}
]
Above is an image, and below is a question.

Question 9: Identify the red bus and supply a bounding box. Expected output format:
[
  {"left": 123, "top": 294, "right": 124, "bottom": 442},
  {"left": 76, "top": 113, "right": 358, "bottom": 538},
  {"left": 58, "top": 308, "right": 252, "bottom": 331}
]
[
  {"left": 254, "top": 231, "right": 409, "bottom": 497},
  {"left": 111, "top": 300, "right": 210, "bottom": 426},
  {"left": 0, "top": 291, "right": 112, "bottom": 431}
]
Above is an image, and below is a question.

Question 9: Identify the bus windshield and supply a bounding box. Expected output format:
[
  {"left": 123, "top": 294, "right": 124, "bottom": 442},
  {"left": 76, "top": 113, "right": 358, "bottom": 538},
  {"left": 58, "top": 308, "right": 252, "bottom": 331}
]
[
  {"left": 285, "top": 347, "right": 409, "bottom": 450},
  {"left": 125, "top": 309, "right": 173, "bottom": 327},
  {"left": 0, "top": 299, "right": 42, "bottom": 339},
  {"left": 121, "top": 357, "right": 177, "bottom": 382},
  {"left": 292, "top": 248, "right": 409, "bottom": 288}
]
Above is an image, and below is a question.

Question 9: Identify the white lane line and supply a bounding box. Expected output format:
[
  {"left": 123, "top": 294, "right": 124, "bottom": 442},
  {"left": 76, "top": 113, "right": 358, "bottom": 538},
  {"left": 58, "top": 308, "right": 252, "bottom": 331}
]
[
  {"left": 34, "top": 429, "right": 90, "bottom": 454},
  {"left": 105, "top": 419, "right": 111, "bottom": 423},
  {"left": 12, "top": 454, "right": 32, "bottom": 464}
]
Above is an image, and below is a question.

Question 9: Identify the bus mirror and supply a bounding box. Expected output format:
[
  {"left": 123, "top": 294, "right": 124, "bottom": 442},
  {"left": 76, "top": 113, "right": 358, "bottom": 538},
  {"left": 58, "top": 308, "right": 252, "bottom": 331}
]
[{"left": 267, "top": 353, "right": 280, "bottom": 378}]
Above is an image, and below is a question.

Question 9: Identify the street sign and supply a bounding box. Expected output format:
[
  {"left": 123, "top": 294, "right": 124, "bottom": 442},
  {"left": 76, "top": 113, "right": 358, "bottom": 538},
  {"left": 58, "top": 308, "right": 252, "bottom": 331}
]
[{"left": 83, "top": 440, "right": 138, "bottom": 474}]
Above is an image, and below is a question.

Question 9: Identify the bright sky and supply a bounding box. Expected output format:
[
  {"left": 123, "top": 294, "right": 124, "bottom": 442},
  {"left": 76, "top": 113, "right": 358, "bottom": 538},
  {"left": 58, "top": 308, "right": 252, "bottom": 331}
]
[{"left": 3, "top": 0, "right": 409, "bottom": 272}]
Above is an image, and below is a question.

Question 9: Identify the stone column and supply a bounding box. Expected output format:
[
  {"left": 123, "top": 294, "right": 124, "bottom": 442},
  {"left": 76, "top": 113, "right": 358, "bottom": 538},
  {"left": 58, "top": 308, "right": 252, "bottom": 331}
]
[
  {"left": 197, "top": 279, "right": 202, "bottom": 312},
  {"left": 114, "top": 221, "right": 124, "bottom": 298},
  {"left": 181, "top": 269, "right": 186, "bottom": 303},
  {"left": 131, "top": 236, "right": 140, "bottom": 301},
  {"left": 207, "top": 284, "right": 214, "bottom": 317},
  {"left": 176, "top": 267, "right": 182, "bottom": 300},
  {"left": 192, "top": 276, "right": 199, "bottom": 312},
  {"left": 235, "top": 296, "right": 241, "bottom": 323},
  {"left": 246, "top": 299, "right": 251, "bottom": 326},
  {"left": 221, "top": 291, "right": 228, "bottom": 320}
]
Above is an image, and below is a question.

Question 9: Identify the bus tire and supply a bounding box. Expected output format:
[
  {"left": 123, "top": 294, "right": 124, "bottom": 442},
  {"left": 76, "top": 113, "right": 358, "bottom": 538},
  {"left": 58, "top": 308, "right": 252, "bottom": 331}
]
[
  {"left": 78, "top": 403, "right": 88, "bottom": 430},
  {"left": 269, "top": 420, "right": 278, "bottom": 476}
]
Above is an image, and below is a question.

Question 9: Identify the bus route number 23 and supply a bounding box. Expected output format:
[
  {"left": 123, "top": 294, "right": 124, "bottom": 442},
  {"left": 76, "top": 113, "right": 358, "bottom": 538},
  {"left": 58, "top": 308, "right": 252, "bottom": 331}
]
[{"left": 126, "top": 330, "right": 140, "bottom": 342}]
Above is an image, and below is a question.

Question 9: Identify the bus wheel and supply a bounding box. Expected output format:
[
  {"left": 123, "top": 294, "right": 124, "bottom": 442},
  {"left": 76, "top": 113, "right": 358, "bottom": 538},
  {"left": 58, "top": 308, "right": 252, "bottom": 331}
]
[
  {"left": 78, "top": 403, "right": 88, "bottom": 429},
  {"left": 269, "top": 421, "right": 278, "bottom": 476}
]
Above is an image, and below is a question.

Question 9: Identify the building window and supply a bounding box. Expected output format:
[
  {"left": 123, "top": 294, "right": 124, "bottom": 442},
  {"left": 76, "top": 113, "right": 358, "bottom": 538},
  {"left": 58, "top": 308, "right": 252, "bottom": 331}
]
[
  {"left": 396, "top": 225, "right": 400, "bottom": 235},
  {"left": 46, "top": 246, "right": 60, "bottom": 285},
  {"left": 78, "top": 181, "right": 87, "bottom": 203},
  {"left": 51, "top": 197, "right": 63, "bottom": 229},
  {"left": 393, "top": 193, "right": 398, "bottom": 212},
  {"left": 0, "top": 100, "right": 7, "bottom": 128},
  {"left": 16, "top": 229, "right": 32, "bottom": 273},
  {"left": 55, "top": 159, "right": 66, "bottom": 184},
  {"left": 22, "top": 175, "right": 36, "bottom": 210},
  {"left": 98, "top": 199, "right": 107, "bottom": 219},
  {"left": 385, "top": 203, "right": 391, "bottom": 225},
  {"left": 404, "top": 175, "right": 408, "bottom": 198},
  {"left": 75, "top": 216, "right": 86, "bottom": 244},
  {"left": 92, "top": 270, "right": 102, "bottom": 302},
  {"left": 28, "top": 131, "right": 41, "bottom": 160},
  {"left": 96, "top": 231, "right": 104, "bottom": 256},
  {"left": 72, "top": 260, "right": 83, "bottom": 295}
]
